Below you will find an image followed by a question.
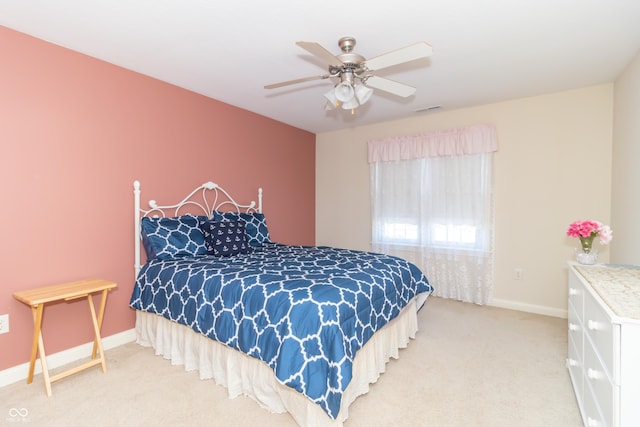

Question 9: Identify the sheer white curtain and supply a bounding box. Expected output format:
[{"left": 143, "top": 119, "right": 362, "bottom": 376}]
[{"left": 369, "top": 124, "right": 497, "bottom": 305}]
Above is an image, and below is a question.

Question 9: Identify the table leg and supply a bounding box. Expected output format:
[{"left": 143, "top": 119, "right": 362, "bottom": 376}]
[
  {"left": 27, "top": 305, "right": 41, "bottom": 383},
  {"left": 29, "top": 304, "right": 52, "bottom": 396},
  {"left": 87, "top": 294, "right": 107, "bottom": 373},
  {"left": 91, "top": 289, "right": 109, "bottom": 360}
]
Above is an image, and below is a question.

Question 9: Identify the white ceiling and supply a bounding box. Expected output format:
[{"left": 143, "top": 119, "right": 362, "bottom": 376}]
[{"left": 1, "top": 1, "right": 639, "bottom": 134}]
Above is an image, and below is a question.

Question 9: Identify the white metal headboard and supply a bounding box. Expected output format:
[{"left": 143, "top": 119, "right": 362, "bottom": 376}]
[{"left": 133, "top": 180, "right": 263, "bottom": 275}]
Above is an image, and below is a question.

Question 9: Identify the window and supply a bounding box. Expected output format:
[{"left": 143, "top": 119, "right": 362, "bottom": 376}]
[
  {"left": 431, "top": 223, "right": 477, "bottom": 246},
  {"left": 382, "top": 221, "right": 419, "bottom": 243},
  {"left": 380, "top": 221, "right": 479, "bottom": 247},
  {"left": 368, "top": 125, "right": 496, "bottom": 305}
]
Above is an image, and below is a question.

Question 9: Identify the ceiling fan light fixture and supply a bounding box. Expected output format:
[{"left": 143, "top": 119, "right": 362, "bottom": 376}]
[
  {"left": 354, "top": 84, "right": 373, "bottom": 104},
  {"left": 334, "top": 81, "right": 355, "bottom": 103},
  {"left": 324, "top": 88, "right": 338, "bottom": 105},
  {"left": 324, "top": 101, "right": 337, "bottom": 111},
  {"left": 341, "top": 97, "right": 359, "bottom": 110}
]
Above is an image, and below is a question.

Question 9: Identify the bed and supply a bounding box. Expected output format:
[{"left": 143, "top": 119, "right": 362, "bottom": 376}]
[{"left": 129, "top": 180, "right": 433, "bottom": 426}]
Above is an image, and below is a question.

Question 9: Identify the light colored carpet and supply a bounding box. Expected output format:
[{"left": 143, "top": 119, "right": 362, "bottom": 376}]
[{"left": 0, "top": 297, "right": 583, "bottom": 426}]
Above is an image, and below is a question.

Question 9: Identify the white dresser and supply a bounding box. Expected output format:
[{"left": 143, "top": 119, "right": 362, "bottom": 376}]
[{"left": 567, "top": 263, "right": 640, "bottom": 427}]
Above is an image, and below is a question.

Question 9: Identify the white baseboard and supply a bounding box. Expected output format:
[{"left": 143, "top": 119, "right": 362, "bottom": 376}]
[
  {"left": 0, "top": 328, "right": 136, "bottom": 388},
  {"left": 489, "top": 298, "right": 567, "bottom": 319}
]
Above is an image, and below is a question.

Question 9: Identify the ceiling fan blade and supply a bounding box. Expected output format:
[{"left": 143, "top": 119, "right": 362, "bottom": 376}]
[
  {"left": 264, "top": 74, "right": 330, "bottom": 89},
  {"left": 364, "top": 42, "right": 432, "bottom": 72},
  {"left": 365, "top": 76, "right": 416, "bottom": 98},
  {"left": 296, "top": 41, "right": 343, "bottom": 67}
]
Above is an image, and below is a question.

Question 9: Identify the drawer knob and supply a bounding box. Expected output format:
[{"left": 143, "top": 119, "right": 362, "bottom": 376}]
[
  {"left": 587, "top": 320, "right": 600, "bottom": 331},
  {"left": 568, "top": 323, "right": 579, "bottom": 331},
  {"left": 587, "top": 368, "right": 603, "bottom": 380},
  {"left": 566, "top": 358, "right": 578, "bottom": 367},
  {"left": 569, "top": 288, "right": 579, "bottom": 296}
]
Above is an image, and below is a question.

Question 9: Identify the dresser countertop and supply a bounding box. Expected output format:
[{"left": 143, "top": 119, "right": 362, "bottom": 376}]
[{"left": 574, "top": 263, "right": 640, "bottom": 321}]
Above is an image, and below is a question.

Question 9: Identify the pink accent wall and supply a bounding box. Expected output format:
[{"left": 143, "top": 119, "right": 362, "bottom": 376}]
[{"left": 0, "top": 26, "right": 315, "bottom": 371}]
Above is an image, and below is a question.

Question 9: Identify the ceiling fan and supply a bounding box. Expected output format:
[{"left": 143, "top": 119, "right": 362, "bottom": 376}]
[{"left": 264, "top": 36, "right": 432, "bottom": 112}]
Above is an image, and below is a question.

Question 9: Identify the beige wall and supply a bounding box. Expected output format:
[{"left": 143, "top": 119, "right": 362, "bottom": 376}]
[
  {"left": 611, "top": 52, "right": 640, "bottom": 265},
  {"left": 316, "top": 85, "right": 613, "bottom": 317}
]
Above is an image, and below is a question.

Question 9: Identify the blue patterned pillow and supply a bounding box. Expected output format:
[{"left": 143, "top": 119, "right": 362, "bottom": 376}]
[
  {"left": 199, "top": 220, "right": 251, "bottom": 257},
  {"left": 212, "top": 211, "right": 271, "bottom": 246},
  {"left": 140, "top": 214, "right": 208, "bottom": 260}
]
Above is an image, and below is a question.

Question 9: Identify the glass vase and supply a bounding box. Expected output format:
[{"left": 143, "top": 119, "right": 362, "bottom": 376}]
[{"left": 576, "top": 236, "right": 598, "bottom": 265}]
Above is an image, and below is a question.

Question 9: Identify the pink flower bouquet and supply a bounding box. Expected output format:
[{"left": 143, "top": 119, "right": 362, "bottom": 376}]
[{"left": 566, "top": 220, "right": 613, "bottom": 245}]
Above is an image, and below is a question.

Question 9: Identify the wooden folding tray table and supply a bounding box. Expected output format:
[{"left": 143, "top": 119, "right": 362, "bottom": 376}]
[{"left": 13, "top": 278, "right": 117, "bottom": 396}]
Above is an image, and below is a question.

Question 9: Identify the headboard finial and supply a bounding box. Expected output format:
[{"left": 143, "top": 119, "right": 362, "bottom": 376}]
[{"left": 203, "top": 182, "right": 218, "bottom": 190}]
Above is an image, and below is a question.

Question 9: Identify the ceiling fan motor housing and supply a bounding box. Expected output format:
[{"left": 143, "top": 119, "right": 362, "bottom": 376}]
[
  {"left": 334, "top": 37, "right": 367, "bottom": 79},
  {"left": 338, "top": 37, "right": 356, "bottom": 53}
]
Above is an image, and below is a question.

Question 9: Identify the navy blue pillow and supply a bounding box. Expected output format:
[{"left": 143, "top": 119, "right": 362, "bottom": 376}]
[
  {"left": 199, "top": 220, "right": 251, "bottom": 257},
  {"left": 213, "top": 211, "right": 271, "bottom": 246},
  {"left": 140, "top": 214, "right": 208, "bottom": 260}
]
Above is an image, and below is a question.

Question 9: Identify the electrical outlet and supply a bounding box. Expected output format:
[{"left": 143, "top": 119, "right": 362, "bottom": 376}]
[
  {"left": 0, "top": 314, "right": 9, "bottom": 334},
  {"left": 514, "top": 268, "right": 523, "bottom": 280}
]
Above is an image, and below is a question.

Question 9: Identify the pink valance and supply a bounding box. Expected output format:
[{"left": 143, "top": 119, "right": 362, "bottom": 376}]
[{"left": 367, "top": 124, "right": 498, "bottom": 163}]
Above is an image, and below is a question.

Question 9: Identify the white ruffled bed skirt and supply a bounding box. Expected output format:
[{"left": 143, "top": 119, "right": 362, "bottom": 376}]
[{"left": 135, "top": 294, "right": 428, "bottom": 426}]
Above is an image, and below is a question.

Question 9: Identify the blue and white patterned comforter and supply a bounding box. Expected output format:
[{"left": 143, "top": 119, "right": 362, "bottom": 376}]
[{"left": 130, "top": 243, "right": 432, "bottom": 419}]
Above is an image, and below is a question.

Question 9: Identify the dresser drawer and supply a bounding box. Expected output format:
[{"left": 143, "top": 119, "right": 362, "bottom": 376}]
[
  {"left": 568, "top": 333, "right": 584, "bottom": 410},
  {"left": 583, "top": 382, "right": 608, "bottom": 427},
  {"left": 583, "top": 290, "right": 617, "bottom": 380},
  {"left": 568, "top": 302, "right": 583, "bottom": 358},
  {"left": 584, "top": 340, "right": 616, "bottom": 427},
  {"left": 568, "top": 271, "right": 584, "bottom": 319}
]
